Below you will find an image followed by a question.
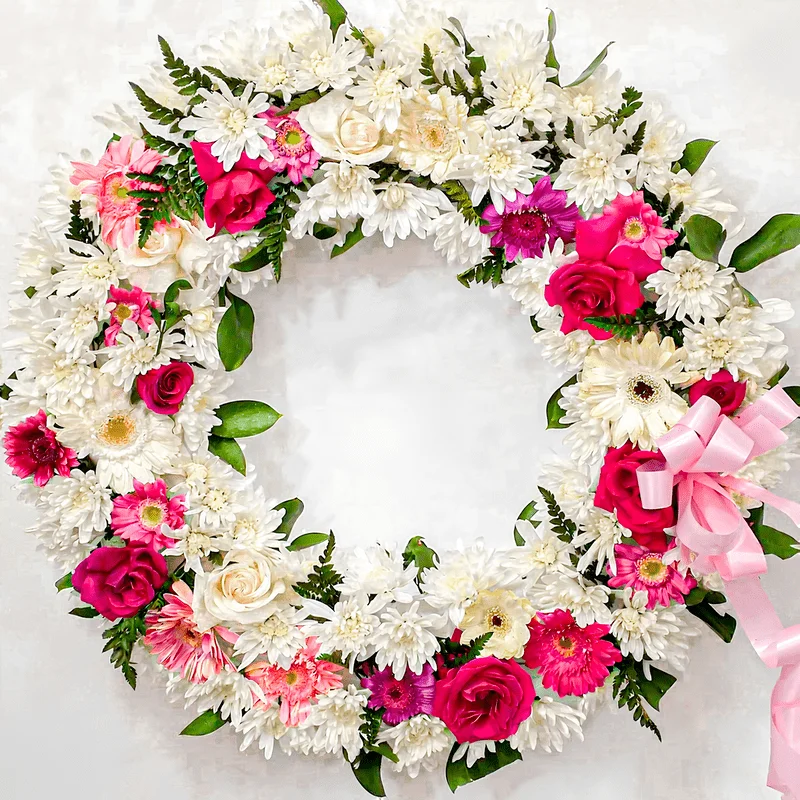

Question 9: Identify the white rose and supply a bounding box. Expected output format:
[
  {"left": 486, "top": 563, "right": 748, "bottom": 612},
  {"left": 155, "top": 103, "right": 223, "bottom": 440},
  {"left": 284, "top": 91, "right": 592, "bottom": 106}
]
[
  {"left": 192, "top": 549, "right": 289, "bottom": 630},
  {"left": 296, "top": 91, "right": 394, "bottom": 165}
]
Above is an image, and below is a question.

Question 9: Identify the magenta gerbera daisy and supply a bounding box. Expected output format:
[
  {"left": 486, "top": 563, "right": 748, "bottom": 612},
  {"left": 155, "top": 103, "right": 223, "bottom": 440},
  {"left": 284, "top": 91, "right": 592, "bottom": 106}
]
[
  {"left": 361, "top": 664, "right": 436, "bottom": 724},
  {"left": 480, "top": 176, "right": 581, "bottom": 261},
  {"left": 110, "top": 478, "right": 185, "bottom": 550},
  {"left": 105, "top": 285, "right": 154, "bottom": 346},
  {"left": 608, "top": 542, "right": 696, "bottom": 609},
  {"left": 262, "top": 109, "right": 320, "bottom": 185},
  {"left": 523, "top": 609, "right": 621, "bottom": 697}
]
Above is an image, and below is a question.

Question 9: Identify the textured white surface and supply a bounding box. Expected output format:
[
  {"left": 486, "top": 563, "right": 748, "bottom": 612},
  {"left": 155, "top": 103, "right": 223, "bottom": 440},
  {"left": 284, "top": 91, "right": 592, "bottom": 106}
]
[{"left": 1, "top": 0, "right": 800, "bottom": 797}]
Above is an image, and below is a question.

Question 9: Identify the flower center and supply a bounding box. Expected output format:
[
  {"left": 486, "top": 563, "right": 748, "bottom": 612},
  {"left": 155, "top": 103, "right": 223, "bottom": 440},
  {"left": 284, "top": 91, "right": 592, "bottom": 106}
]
[
  {"left": 416, "top": 116, "right": 454, "bottom": 153},
  {"left": 486, "top": 608, "right": 510, "bottom": 633},
  {"left": 626, "top": 374, "right": 664, "bottom": 406},
  {"left": 509, "top": 85, "right": 535, "bottom": 110},
  {"left": 678, "top": 266, "right": 705, "bottom": 291},
  {"left": 623, "top": 216, "right": 647, "bottom": 242},
  {"left": 554, "top": 633, "right": 577, "bottom": 657},
  {"left": 140, "top": 502, "right": 165, "bottom": 529},
  {"left": 30, "top": 436, "right": 58, "bottom": 464},
  {"left": 636, "top": 554, "right": 669, "bottom": 585},
  {"left": 114, "top": 302, "right": 133, "bottom": 322},
  {"left": 583, "top": 153, "right": 610, "bottom": 178},
  {"left": 177, "top": 621, "right": 204, "bottom": 648},
  {"left": 485, "top": 149, "right": 513, "bottom": 175},
  {"left": 98, "top": 413, "right": 137, "bottom": 447},
  {"left": 223, "top": 107, "right": 248, "bottom": 136},
  {"left": 284, "top": 670, "right": 298, "bottom": 686},
  {"left": 708, "top": 337, "right": 733, "bottom": 359},
  {"left": 203, "top": 488, "right": 229, "bottom": 512},
  {"left": 385, "top": 680, "right": 411, "bottom": 709},
  {"left": 503, "top": 209, "right": 548, "bottom": 242}
]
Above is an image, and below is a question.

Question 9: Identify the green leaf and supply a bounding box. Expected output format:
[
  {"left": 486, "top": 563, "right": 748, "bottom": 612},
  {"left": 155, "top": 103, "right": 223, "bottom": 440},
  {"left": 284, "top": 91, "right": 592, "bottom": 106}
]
[
  {"left": 729, "top": 214, "right": 800, "bottom": 272},
  {"left": 768, "top": 363, "right": 790, "bottom": 388},
  {"left": 634, "top": 663, "right": 677, "bottom": 711},
  {"left": 331, "top": 220, "right": 365, "bottom": 258},
  {"left": 275, "top": 498, "right": 305, "bottom": 536},
  {"left": 208, "top": 434, "right": 246, "bottom": 475},
  {"left": 313, "top": 222, "right": 339, "bottom": 240},
  {"left": 687, "top": 600, "right": 737, "bottom": 643},
  {"left": 276, "top": 89, "right": 324, "bottom": 116},
  {"left": 55, "top": 573, "right": 73, "bottom": 592},
  {"left": 784, "top": 386, "right": 800, "bottom": 406},
  {"left": 217, "top": 293, "right": 255, "bottom": 371},
  {"left": 287, "top": 532, "right": 330, "bottom": 551},
  {"left": 545, "top": 10, "right": 560, "bottom": 82},
  {"left": 515, "top": 500, "right": 539, "bottom": 544},
  {"left": 315, "top": 0, "right": 348, "bottom": 33},
  {"left": 350, "top": 751, "right": 385, "bottom": 798},
  {"left": 445, "top": 741, "right": 522, "bottom": 792},
  {"left": 754, "top": 523, "right": 800, "bottom": 560},
  {"left": 684, "top": 214, "right": 727, "bottom": 262},
  {"left": 229, "top": 240, "right": 272, "bottom": 273},
  {"left": 180, "top": 709, "right": 227, "bottom": 736},
  {"left": 403, "top": 537, "right": 439, "bottom": 572},
  {"left": 546, "top": 375, "right": 577, "bottom": 429},
  {"left": 212, "top": 400, "right": 281, "bottom": 438},
  {"left": 164, "top": 278, "right": 192, "bottom": 306},
  {"left": 69, "top": 606, "right": 100, "bottom": 618},
  {"left": 566, "top": 41, "right": 613, "bottom": 87},
  {"left": 678, "top": 139, "right": 717, "bottom": 175}
]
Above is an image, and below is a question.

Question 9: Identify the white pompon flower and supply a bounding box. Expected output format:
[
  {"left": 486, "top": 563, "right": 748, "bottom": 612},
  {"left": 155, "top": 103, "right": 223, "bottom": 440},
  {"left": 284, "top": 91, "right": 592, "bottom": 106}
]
[
  {"left": 554, "top": 125, "right": 637, "bottom": 211},
  {"left": 682, "top": 314, "right": 767, "bottom": 381},
  {"left": 310, "top": 685, "right": 369, "bottom": 761},
  {"left": 429, "top": 211, "right": 491, "bottom": 267},
  {"left": 459, "top": 589, "right": 535, "bottom": 659},
  {"left": 647, "top": 250, "right": 734, "bottom": 322},
  {"left": 552, "top": 67, "right": 622, "bottom": 128},
  {"left": 533, "top": 326, "right": 594, "bottom": 372},
  {"left": 335, "top": 545, "right": 417, "bottom": 604},
  {"left": 306, "top": 162, "right": 379, "bottom": 221},
  {"left": 348, "top": 55, "right": 415, "bottom": 133},
  {"left": 52, "top": 241, "right": 120, "bottom": 301},
  {"left": 371, "top": 602, "right": 443, "bottom": 678},
  {"left": 646, "top": 166, "right": 737, "bottom": 226},
  {"left": 484, "top": 63, "right": 555, "bottom": 133},
  {"left": 48, "top": 294, "right": 110, "bottom": 360},
  {"left": 510, "top": 519, "right": 577, "bottom": 583},
  {"left": 509, "top": 698, "right": 585, "bottom": 753},
  {"left": 28, "top": 516, "right": 96, "bottom": 571},
  {"left": 173, "top": 369, "right": 230, "bottom": 454},
  {"left": 179, "top": 669, "right": 258, "bottom": 727},
  {"left": 529, "top": 573, "right": 612, "bottom": 626},
  {"left": 573, "top": 509, "right": 627, "bottom": 576},
  {"left": 180, "top": 288, "right": 225, "bottom": 367},
  {"left": 99, "top": 324, "right": 186, "bottom": 391},
  {"left": 378, "top": 715, "right": 453, "bottom": 778},
  {"left": 233, "top": 605, "right": 308, "bottom": 669},
  {"left": 289, "top": 24, "right": 365, "bottom": 93},
  {"left": 179, "top": 83, "right": 274, "bottom": 172},
  {"left": 538, "top": 458, "right": 597, "bottom": 524},
  {"left": 473, "top": 21, "right": 550, "bottom": 74},
  {"left": 362, "top": 183, "right": 450, "bottom": 247},
  {"left": 235, "top": 704, "right": 287, "bottom": 760},
  {"left": 38, "top": 469, "right": 113, "bottom": 544},
  {"left": 633, "top": 103, "right": 686, "bottom": 186},
  {"left": 30, "top": 345, "right": 96, "bottom": 414}
]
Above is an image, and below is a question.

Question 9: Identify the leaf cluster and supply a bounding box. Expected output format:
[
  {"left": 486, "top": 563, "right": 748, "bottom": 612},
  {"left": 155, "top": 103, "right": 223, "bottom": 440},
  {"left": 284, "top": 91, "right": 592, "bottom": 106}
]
[
  {"left": 66, "top": 200, "right": 97, "bottom": 246},
  {"left": 537, "top": 486, "right": 577, "bottom": 539},
  {"left": 457, "top": 249, "right": 510, "bottom": 288},
  {"left": 102, "top": 616, "right": 146, "bottom": 689},
  {"left": 295, "top": 532, "right": 344, "bottom": 607},
  {"left": 611, "top": 657, "right": 673, "bottom": 741},
  {"left": 595, "top": 86, "right": 643, "bottom": 131}
]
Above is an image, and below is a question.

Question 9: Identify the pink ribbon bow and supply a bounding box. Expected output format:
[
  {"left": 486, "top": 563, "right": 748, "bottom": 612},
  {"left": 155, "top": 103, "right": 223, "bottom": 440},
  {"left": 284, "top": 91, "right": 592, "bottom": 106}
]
[{"left": 637, "top": 386, "right": 800, "bottom": 798}]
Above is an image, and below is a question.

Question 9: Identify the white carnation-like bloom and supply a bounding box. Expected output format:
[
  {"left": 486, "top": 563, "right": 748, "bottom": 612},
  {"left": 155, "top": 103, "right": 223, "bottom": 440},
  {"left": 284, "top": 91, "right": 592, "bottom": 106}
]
[
  {"left": 529, "top": 573, "right": 612, "bottom": 626},
  {"left": 484, "top": 63, "right": 555, "bottom": 133},
  {"left": 233, "top": 605, "right": 308, "bottom": 669},
  {"left": 633, "top": 103, "right": 686, "bottom": 185},
  {"left": 510, "top": 519, "right": 577, "bottom": 583},
  {"left": 646, "top": 166, "right": 737, "bottom": 226},
  {"left": 509, "top": 697, "right": 585, "bottom": 753},
  {"left": 371, "top": 601, "right": 441, "bottom": 678},
  {"left": 429, "top": 211, "right": 491, "bottom": 267},
  {"left": 178, "top": 669, "right": 258, "bottom": 727},
  {"left": 378, "top": 715, "right": 453, "bottom": 778},
  {"left": 309, "top": 685, "right": 369, "bottom": 761},
  {"left": 163, "top": 521, "right": 217, "bottom": 574},
  {"left": 362, "top": 183, "right": 450, "bottom": 247},
  {"left": 538, "top": 458, "right": 597, "bottom": 524},
  {"left": 216, "top": 489, "right": 285, "bottom": 556},
  {"left": 683, "top": 313, "right": 768, "bottom": 381},
  {"left": 235, "top": 703, "right": 288, "bottom": 761},
  {"left": 29, "top": 344, "right": 96, "bottom": 415},
  {"left": 459, "top": 588, "right": 535, "bottom": 659},
  {"left": 573, "top": 508, "right": 627, "bottom": 576},
  {"left": 288, "top": 24, "right": 365, "bottom": 93},
  {"left": 335, "top": 545, "right": 417, "bottom": 604},
  {"left": 38, "top": 469, "right": 112, "bottom": 545},
  {"left": 305, "top": 161, "right": 379, "bottom": 222},
  {"left": 347, "top": 53, "right": 415, "bottom": 133},
  {"left": 28, "top": 516, "right": 96, "bottom": 571}
]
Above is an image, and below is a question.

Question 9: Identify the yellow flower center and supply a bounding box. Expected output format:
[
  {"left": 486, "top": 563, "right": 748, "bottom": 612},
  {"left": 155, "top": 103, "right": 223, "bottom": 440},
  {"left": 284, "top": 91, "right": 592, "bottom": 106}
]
[
  {"left": 98, "top": 413, "right": 137, "bottom": 447},
  {"left": 140, "top": 503, "right": 164, "bottom": 528}
]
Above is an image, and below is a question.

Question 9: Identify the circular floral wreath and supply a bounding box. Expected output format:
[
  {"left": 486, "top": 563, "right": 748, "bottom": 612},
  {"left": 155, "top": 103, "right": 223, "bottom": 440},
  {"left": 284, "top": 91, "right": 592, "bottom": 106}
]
[{"left": 7, "top": 1, "right": 800, "bottom": 795}]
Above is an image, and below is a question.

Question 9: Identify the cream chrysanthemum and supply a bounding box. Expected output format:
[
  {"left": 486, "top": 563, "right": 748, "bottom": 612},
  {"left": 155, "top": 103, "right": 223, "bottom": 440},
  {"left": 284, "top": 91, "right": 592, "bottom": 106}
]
[
  {"left": 348, "top": 54, "right": 414, "bottom": 133},
  {"left": 371, "top": 602, "right": 441, "bottom": 678},
  {"left": 309, "top": 686, "right": 369, "bottom": 761},
  {"left": 378, "top": 715, "right": 453, "bottom": 778},
  {"left": 510, "top": 519, "right": 577, "bottom": 583},
  {"left": 508, "top": 697, "right": 585, "bottom": 753},
  {"left": 362, "top": 183, "right": 450, "bottom": 247},
  {"left": 429, "top": 211, "right": 491, "bottom": 267},
  {"left": 528, "top": 573, "right": 612, "bottom": 626}
]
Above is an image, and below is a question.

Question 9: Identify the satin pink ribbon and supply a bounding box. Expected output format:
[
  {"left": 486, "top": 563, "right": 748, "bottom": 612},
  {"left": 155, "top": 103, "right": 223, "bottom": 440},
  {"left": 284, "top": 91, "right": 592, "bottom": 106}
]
[{"left": 637, "top": 386, "right": 800, "bottom": 798}]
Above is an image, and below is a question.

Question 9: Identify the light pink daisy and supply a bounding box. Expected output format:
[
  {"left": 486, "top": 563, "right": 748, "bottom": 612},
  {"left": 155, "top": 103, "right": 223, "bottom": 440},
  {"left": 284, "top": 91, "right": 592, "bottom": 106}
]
[
  {"left": 144, "top": 580, "right": 237, "bottom": 683},
  {"left": 523, "top": 609, "right": 621, "bottom": 697},
  {"left": 608, "top": 542, "right": 696, "bottom": 609},
  {"left": 262, "top": 109, "right": 319, "bottom": 185},
  {"left": 104, "top": 285, "right": 154, "bottom": 346},
  {"left": 246, "top": 637, "right": 344, "bottom": 726},
  {"left": 71, "top": 135, "right": 163, "bottom": 248},
  {"left": 111, "top": 479, "right": 185, "bottom": 550}
]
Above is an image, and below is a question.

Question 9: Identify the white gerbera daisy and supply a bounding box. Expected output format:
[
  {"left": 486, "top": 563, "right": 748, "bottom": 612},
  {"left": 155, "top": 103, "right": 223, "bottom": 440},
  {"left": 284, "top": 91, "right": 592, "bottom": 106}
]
[
  {"left": 289, "top": 24, "right": 364, "bottom": 93},
  {"left": 510, "top": 519, "right": 577, "bottom": 583},
  {"left": 633, "top": 103, "right": 686, "bottom": 186},
  {"left": 554, "top": 124, "right": 636, "bottom": 211},
  {"left": 529, "top": 573, "right": 612, "bottom": 626},
  {"left": 429, "top": 211, "right": 491, "bottom": 267},
  {"left": 235, "top": 704, "right": 287, "bottom": 760},
  {"left": 539, "top": 458, "right": 597, "bottom": 524},
  {"left": 310, "top": 686, "right": 369, "bottom": 761},
  {"left": 180, "top": 288, "right": 225, "bottom": 367},
  {"left": 372, "top": 601, "right": 444, "bottom": 678},
  {"left": 682, "top": 314, "right": 767, "bottom": 381},
  {"left": 348, "top": 54, "right": 415, "bottom": 133},
  {"left": 38, "top": 469, "right": 112, "bottom": 544},
  {"left": 459, "top": 589, "right": 535, "bottom": 660},
  {"left": 99, "top": 324, "right": 186, "bottom": 391},
  {"left": 573, "top": 508, "right": 627, "bottom": 575},
  {"left": 362, "top": 183, "right": 450, "bottom": 246},
  {"left": 306, "top": 162, "right": 379, "bottom": 221},
  {"left": 179, "top": 83, "right": 274, "bottom": 172},
  {"left": 336, "top": 545, "right": 417, "bottom": 604},
  {"left": 233, "top": 606, "right": 308, "bottom": 669},
  {"left": 646, "top": 166, "right": 737, "bottom": 226},
  {"left": 485, "top": 63, "right": 555, "bottom": 133},
  {"left": 552, "top": 66, "right": 622, "bottom": 128},
  {"left": 378, "top": 715, "right": 453, "bottom": 778},
  {"left": 509, "top": 697, "right": 585, "bottom": 753},
  {"left": 179, "top": 669, "right": 258, "bottom": 727},
  {"left": 647, "top": 250, "right": 734, "bottom": 322},
  {"left": 578, "top": 331, "right": 688, "bottom": 450}
]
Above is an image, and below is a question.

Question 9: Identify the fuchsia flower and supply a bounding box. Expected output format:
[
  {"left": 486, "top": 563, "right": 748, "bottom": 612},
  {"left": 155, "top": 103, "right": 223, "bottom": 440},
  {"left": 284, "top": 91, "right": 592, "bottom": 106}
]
[
  {"left": 361, "top": 664, "right": 436, "bottom": 724},
  {"left": 480, "top": 176, "right": 581, "bottom": 260},
  {"left": 71, "top": 135, "right": 163, "bottom": 248},
  {"left": 689, "top": 369, "right": 747, "bottom": 416},
  {"left": 105, "top": 285, "right": 154, "bottom": 345},
  {"left": 136, "top": 361, "right": 195, "bottom": 415},
  {"left": 262, "top": 108, "right": 320, "bottom": 185},
  {"left": 246, "top": 637, "right": 344, "bottom": 726},
  {"left": 111, "top": 479, "right": 185, "bottom": 550},
  {"left": 608, "top": 543, "right": 696, "bottom": 609},
  {"left": 3, "top": 410, "right": 79, "bottom": 487},
  {"left": 144, "top": 580, "right": 236, "bottom": 682},
  {"left": 575, "top": 191, "right": 678, "bottom": 281},
  {"left": 523, "top": 609, "right": 622, "bottom": 697}
]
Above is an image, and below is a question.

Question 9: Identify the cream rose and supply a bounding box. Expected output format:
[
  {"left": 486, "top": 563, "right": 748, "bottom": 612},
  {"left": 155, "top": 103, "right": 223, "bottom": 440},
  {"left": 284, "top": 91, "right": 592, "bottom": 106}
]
[
  {"left": 192, "top": 549, "right": 289, "bottom": 630},
  {"left": 296, "top": 91, "right": 394, "bottom": 165}
]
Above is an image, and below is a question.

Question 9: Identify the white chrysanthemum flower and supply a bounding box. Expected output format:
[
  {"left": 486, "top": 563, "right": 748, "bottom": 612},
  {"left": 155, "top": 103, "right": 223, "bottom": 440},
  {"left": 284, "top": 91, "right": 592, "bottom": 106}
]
[
  {"left": 19, "top": 223, "right": 63, "bottom": 296},
  {"left": 485, "top": 63, "right": 555, "bottom": 133},
  {"left": 336, "top": 545, "right": 417, "bottom": 604},
  {"left": 647, "top": 250, "right": 734, "bottom": 322},
  {"left": 29, "top": 345, "right": 96, "bottom": 414},
  {"left": 235, "top": 703, "right": 288, "bottom": 760},
  {"left": 372, "top": 601, "right": 443, "bottom": 678},
  {"left": 509, "top": 697, "right": 585, "bottom": 753},
  {"left": 163, "top": 522, "right": 217, "bottom": 574},
  {"left": 559, "top": 382, "right": 613, "bottom": 467},
  {"left": 99, "top": 324, "right": 185, "bottom": 392},
  {"left": 510, "top": 519, "right": 577, "bottom": 584},
  {"left": 306, "top": 162, "right": 379, "bottom": 222},
  {"left": 554, "top": 125, "right": 636, "bottom": 210},
  {"left": 53, "top": 241, "right": 120, "bottom": 301},
  {"left": 55, "top": 377, "right": 180, "bottom": 493},
  {"left": 191, "top": 229, "right": 264, "bottom": 293},
  {"left": 173, "top": 369, "right": 229, "bottom": 454},
  {"left": 289, "top": 24, "right": 365, "bottom": 93},
  {"left": 310, "top": 685, "right": 369, "bottom": 761},
  {"left": 646, "top": 166, "right": 737, "bottom": 226},
  {"left": 459, "top": 589, "right": 534, "bottom": 659},
  {"left": 578, "top": 331, "right": 688, "bottom": 450},
  {"left": 733, "top": 440, "right": 797, "bottom": 510},
  {"left": 38, "top": 151, "right": 95, "bottom": 233},
  {"left": 552, "top": 67, "right": 622, "bottom": 128},
  {"left": 179, "top": 669, "right": 258, "bottom": 727},
  {"left": 505, "top": 238, "right": 578, "bottom": 318},
  {"left": 348, "top": 54, "right": 415, "bottom": 133},
  {"left": 454, "top": 126, "right": 547, "bottom": 211},
  {"left": 473, "top": 21, "right": 550, "bottom": 74},
  {"left": 27, "top": 514, "right": 96, "bottom": 570},
  {"left": 452, "top": 740, "right": 497, "bottom": 768},
  {"left": 38, "top": 469, "right": 112, "bottom": 544},
  {"left": 539, "top": 458, "right": 597, "bottom": 524},
  {"left": 179, "top": 83, "right": 274, "bottom": 172},
  {"left": 216, "top": 489, "right": 285, "bottom": 556},
  {"left": 48, "top": 293, "right": 110, "bottom": 360},
  {"left": 682, "top": 313, "right": 767, "bottom": 381},
  {"left": 529, "top": 573, "right": 612, "bottom": 626},
  {"left": 610, "top": 588, "right": 698, "bottom": 670},
  {"left": 573, "top": 508, "right": 627, "bottom": 575},
  {"left": 362, "top": 183, "right": 450, "bottom": 247},
  {"left": 429, "top": 211, "right": 491, "bottom": 267},
  {"left": 0, "top": 374, "right": 46, "bottom": 426},
  {"left": 378, "top": 714, "right": 453, "bottom": 778},
  {"left": 180, "top": 288, "right": 225, "bottom": 367},
  {"left": 233, "top": 606, "right": 308, "bottom": 669},
  {"left": 533, "top": 326, "right": 594, "bottom": 372},
  {"left": 633, "top": 103, "right": 686, "bottom": 186}
]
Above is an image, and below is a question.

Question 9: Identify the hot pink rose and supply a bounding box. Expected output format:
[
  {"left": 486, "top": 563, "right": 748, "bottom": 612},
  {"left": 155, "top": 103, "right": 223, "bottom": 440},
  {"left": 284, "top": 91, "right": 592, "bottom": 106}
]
[
  {"left": 432, "top": 656, "right": 535, "bottom": 743},
  {"left": 72, "top": 543, "right": 169, "bottom": 620},
  {"left": 191, "top": 140, "right": 277, "bottom": 234},
  {"left": 575, "top": 191, "right": 678, "bottom": 281},
  {"left": 136, "top": 361, "right": 194, "bottom": 415},
  {"left": 688, "top": 369, "right": 747, "bottom": 416},
  {"left": 595, "top": 443, "right": 674, "bottom": 548},
  {"left": 544, "top": 259, "right": 644, "bottom": 340}
]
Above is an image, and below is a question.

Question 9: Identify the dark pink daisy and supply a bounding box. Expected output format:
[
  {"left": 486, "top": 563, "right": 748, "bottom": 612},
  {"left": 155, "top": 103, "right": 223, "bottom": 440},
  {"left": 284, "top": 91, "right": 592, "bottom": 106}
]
[
  {"left": 608, "top": 542, "right": 696, "bottom": 609},
  {"left": 105, "top": 285, "right": 154, "bottom": 345},
  {"left": 3, "top": 409, "right": 79, "bottom": 487},
  {"left": 480, "top": 176, "right": 581, "bottom": 261},
  {"left": 361, "top": 664, "right": 436, "bottom": 724},
  {"left": 523, "top": 609, "right": 621, "bottom": 697},
  {"left": 111, "top": 478, "right": 185, "bottom": 550},
  {"left": 262, "top": 109, "right": 320, "bottom": 185}
]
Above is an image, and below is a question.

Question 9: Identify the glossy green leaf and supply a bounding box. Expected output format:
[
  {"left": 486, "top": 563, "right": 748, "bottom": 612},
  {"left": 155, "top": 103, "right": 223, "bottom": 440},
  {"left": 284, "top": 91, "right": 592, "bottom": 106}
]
[
  {"left": 546, "top": 374, "right": 577, "bottom": 429},
  {"left": 768, "top": 363, "right": 790, "bottom": 388},
  {"left": 331, "top": 220, "right": 365, "bottom": 258},
  {"left": 403, "top": 537, "right": 439, "bottom": 571},
  {"left": 677, "top": 139, "right": 717, "bottom": 175},
  {"left": 445, "top": 741, "right": 522, "bottom": 792},
  {"left": 230, "top": 240, "right": 272, "bottom": 272},
  {"left": 545, "top": 10, "right": 560, "bottom": 81},
  {"left": 163, "top": 278, "right": 192, "bottom": 305},
  {"left": 69, "top": 606, "right": 100, "bottom": 618},
  {"left": 208, "top": 434, "right": 246, "bottom": 475},
  {"left": 313, "top": 222, "right": 339, "bottom": 240},
  {"left": 515, "top": 500, "right": 539, "bottom": 544},
  {"left": 350, "top": 751, "right": 385, "bottom": 797},
  {"left": 729, "top": 214, "right": 800, "bottom": 272},
  {"left": 212, "top": 400, "right": 281, "bottom": 438},
  {"left": 566, "top": 42, "right": 613, "bottom": 87},
  {"left": 687, "top": 600, "right": 736, "bottom": 643},
  {"left": 217, "top": 293, "right": 254, "bottom": 371},
  {"left": 55, "top": 573, "right": 73, "bottom": 592},
  {"left": 180, "top": 709, "right": 227, "bottom": 736},
  {"left": 684, "top": 214, "right": 727, "bottom": 263},
  {"left": 754, "top": 523, "right": 800, "bottom": 560},
  {"left": 315, "top": 0, "right": 348, "bottom": 33},
  {"left": 784, "top": 386, "right": 800, "bottom": 406},
  {"left": 634, "top": 662, "right": 676, "bottom": 711},
  {"left": 275, "top": 498, "right": 305, "bottom": 536},
  {"left": 287, "top": 532, "right": 330, "bottom": 551}
]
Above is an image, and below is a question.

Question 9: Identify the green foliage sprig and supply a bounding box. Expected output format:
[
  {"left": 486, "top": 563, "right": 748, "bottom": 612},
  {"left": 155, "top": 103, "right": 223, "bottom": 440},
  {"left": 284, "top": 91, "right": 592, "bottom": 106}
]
[
  {"left": 102, "top": 616, "right": 146, "bottom": 689},
  {"left": 595, "top": 86, "right": 643, "bottom": 131},
  {"left": 129, "top": 82, "right": 186, "bottom": 135},
  {"left": 612, "top": 658, "right": 664, "bottom": 741},
  {"left": 159, "top": 36, "right": 214, "bottom": 106},
  {"left": 66, "top": 200, "right": 96, "bottom": 245},
  {"left": 295, "top": 532, "right": 344, "bottom": 607},
  {"left": 538, "top": 486, "right": 577, "bottom": 539}
]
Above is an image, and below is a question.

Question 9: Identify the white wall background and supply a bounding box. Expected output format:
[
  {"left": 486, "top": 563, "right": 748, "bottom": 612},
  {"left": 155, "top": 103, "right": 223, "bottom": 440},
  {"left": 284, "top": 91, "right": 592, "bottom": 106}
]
[{"left": 1, "top": 0, "right": 799, "bottom": 797}]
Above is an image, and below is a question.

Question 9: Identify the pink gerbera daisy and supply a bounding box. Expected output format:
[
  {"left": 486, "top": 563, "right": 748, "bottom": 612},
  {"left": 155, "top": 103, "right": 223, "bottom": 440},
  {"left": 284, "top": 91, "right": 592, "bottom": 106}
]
[
  {"left": 144, "top": 580, "right": 237, "bottom": 683},
  {"left": 111, "top": 479, "right": 185, "bottom": 550},
  {"left": 3, "top": 409, "right": 79, "bottom": 487},
  {"left": 71, "top": 135, "right": 163, "bottom": 248},
  {"left": 608, "top": 542, "right": 696, "bottom": 609},
  {"left": 361, "top": 664, "right": 436, "bottom": 724},
  {"left": 523, "top": 609, "right": 621, "bottom": 697},
  {"left": 105, "top": 285, "right": 155, "bottom": 345},
  {"left": 246, "top": 637, "right": 343, "bottom": 726},
  {"left": 480, "top": 176, "right": 581, "bottom": 261},
  {"left": 262, "top": 109, "right": 319, "bottom": 185}
]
